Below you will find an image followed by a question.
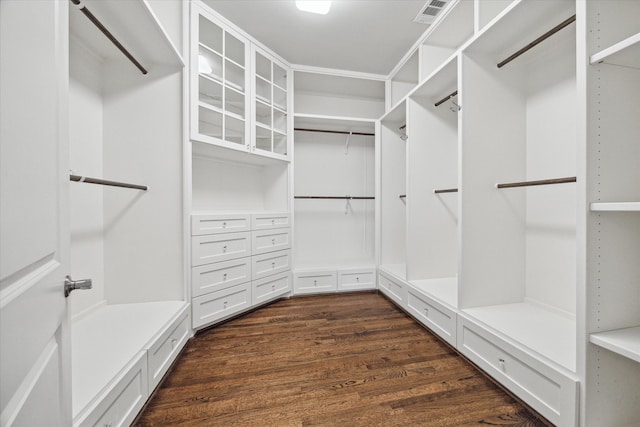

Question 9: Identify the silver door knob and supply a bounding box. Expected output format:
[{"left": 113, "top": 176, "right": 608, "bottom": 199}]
[{"left": 64, "top": 275, "right": 92, "bottom": 297}]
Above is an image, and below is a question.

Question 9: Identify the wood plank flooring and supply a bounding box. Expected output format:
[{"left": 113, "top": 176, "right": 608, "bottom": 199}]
[{"left": 134, "top": 293, "right": 551, "bottom": 426}]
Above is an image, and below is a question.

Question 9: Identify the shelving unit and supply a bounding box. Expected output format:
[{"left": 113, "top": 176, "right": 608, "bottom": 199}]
[
  {"left": 68, "top": 1, "right": 188, "bottom": 425},
  {"left": 379, "top": 100, "right": 407, "bottom": 280},
  {"left": 582, "top": 1, "right": 640, "bottom": 425},
  {"left": 389, "top": 51, "right": 418, "bottom": 109}
]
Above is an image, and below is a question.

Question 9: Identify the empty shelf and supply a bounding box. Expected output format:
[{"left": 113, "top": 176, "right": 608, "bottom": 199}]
[
  {"left": 590, "top": 202, "right": 640, "bottom": 212},
  {"left": 590, "top": 32, "right": 640, "bottom": 69},
  {"left": 464, "top": 302, "right": 576, "bottom": 372},
  {"left": 590, "top": 326, "right": 640, "bottom": 364},
  {"left": 379, "top": 264, "right": 407, "bottom": 281}
]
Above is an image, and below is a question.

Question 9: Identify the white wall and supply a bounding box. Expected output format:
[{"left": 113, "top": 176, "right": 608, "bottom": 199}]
[{"left": 69, "top": 39, "right": 105, "bottom": 317}]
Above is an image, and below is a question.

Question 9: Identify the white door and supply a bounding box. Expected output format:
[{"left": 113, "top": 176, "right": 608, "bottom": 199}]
[{"left": 0, "top": 1, "right": 71, "bottom": 426}]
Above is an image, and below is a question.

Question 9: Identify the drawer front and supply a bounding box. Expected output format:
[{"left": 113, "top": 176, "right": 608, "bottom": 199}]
[
  {"left": 251, "top": 228, "right": 291, "bottom": 255},
  {"left": 192, "top": 257, "right": 251, "bottom": 297},
  {"left": 253, "top": 272, "right": 291, "bottom": 305},
  {"left": 338, "top": 269, "right": 376, "bottom": 291},
  {"left": 251, "top": 250, "right": 291, "bottom": 280},
  {"left": 192, "top": 231, "right": 251, "bottom": 266},
  {"left": 378, "top": 273, "right": 405, "bottom": 305},
  {"left": 192, "top": 282, "right": 252, "bottom": 329},
  {"left": 294, "top": 271, "right": 337, "bottom": 294},
  {"left": 458, "top": 317, "right": 578, "bottom": 426},
  {"left": 406, "top": 290, "right": 456, "bottom": 346},
  {"left": 191, "top": 213, "right": 250, "bottom": 235},
  {"left": 251, "top": 212, "right": 290, "bottom": 230},
  {"left": 77, "top": 352, "right": 148, "bottom": 427},
  {"left": 147, "top": 311, "right": 190, "bottom": 391}
]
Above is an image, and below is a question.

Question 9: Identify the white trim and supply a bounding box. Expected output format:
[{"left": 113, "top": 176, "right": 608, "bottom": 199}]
[
  {"left": 0, "top": 257, "right": 59, "bottom": 309},
  {"left": 291, "top": 63, "right": 386, "bottom": 81}
]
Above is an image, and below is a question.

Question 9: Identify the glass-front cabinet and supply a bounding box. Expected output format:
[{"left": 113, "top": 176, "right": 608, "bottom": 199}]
[
  {"left": 191, "top": 2, "right": 290, "bottom": 162},
  {"left": 253, "top": 46, "right": 290, "bottom": 158}
]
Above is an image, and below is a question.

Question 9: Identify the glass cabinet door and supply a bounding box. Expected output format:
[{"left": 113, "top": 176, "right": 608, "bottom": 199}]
[
  {"left": 193, "top": 6, "right": 249, "bottom": 149},
  {"left": 253, "top": 48, "right": 289, "bottom": 159}
]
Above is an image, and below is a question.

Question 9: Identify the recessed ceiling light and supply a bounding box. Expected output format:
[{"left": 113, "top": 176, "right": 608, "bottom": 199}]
[{"left": 296, "top": 1, "right": 332, "bottom": 15}]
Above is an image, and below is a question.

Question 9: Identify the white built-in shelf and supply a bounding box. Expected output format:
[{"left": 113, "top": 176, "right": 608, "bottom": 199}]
[
  {"left": 72, "top": 301, "right": 188, "bottom": 418},
  {"left": 409, "top": 277, "right": 458, "bottom": 308},
  {"left": 294, "top": 114, "right": 376, "bottom": 135},
  {"left": 379, "top": 264, "right": 407, "bottom": 282},
  {"left": 590, "top": 32, "right": 640, "bottom": 69},
  {"left": 590, "top": 326, "right": 640, "bottom": 364},
  {"left": 590, "top": 202, "right": 640, "bottom": 212},
  {"left": 464, "top": 302, "right": 576, "bottom": 372},
  {"left": 69, "top": 0, "right": 183, "bottom": 71}
]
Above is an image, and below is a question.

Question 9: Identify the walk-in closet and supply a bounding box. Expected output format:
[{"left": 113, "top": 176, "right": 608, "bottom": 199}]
[{"left": 1, "top": 0, "right": 639, "bottom": 426}]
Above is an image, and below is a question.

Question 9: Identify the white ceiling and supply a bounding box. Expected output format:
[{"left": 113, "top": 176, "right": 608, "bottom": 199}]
[{"left": 202, "top": 0, "right": 431, "bottom": 76}]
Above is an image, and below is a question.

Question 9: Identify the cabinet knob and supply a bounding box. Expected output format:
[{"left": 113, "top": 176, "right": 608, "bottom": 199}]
[
  {"left": 498, "top": 358, "right": 506, "bottom": 369},
  {"left": 223, "top": 245, "right": 227, "bottom": 253},
  {"left": 222, "top": 222, "right": 227, "bottom": 228},
  {"left": 271, "top": 262, "right": 275, "bottom": 269},
  {"left": 356, "top": 277, "right": 359, "bottom": 282},
  {"left": 223, "top": 273, "right": 227, "bottom": 280},
  {"left": 171, "top": 338, "right": 178, "bottom": 348},
  {"left": 271, "top": 219, "right": 275, "bottom": 225},
  {"left": 424, "top": 308, "right": 429, "bottom": 316},
  {"left": 223, "top": 301, "right": 228, "bottom": 308},
  {"left": 272, "top": 284, "right": 276, "bottom": 291},
  {"left": 313, "top": 280, "right": 317, "bottom": 286},
  {"left": 272, "top": 238, "right": 275, "bottom": 245}
]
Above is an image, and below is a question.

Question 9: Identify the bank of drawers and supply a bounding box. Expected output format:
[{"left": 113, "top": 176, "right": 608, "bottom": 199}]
[
  {"left": 191, "top": 212, "right": 291, "bottom": 329},
  {"left": 294, "top": 267, "right": 376, "bottom": 295}
]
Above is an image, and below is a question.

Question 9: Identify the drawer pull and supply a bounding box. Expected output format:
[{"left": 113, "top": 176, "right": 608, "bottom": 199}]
[
  {"left": 356, "top": 277, "right": 359, "bottom": 282},
  {"left": 271, "top": 219, "right": 275, "bottom": 224},
  {"left": 223, "top": 301, "right": 228, "bottom": 308},
  {"left": 222, "top": 221, "right": 227, "bottom": 228},
  {"left": 498, "top": 358, "right": 506, "bottom": 369},
  {"left": 272, "top": 238, "right": 275, "bottom": 245},
  {"left": 272, "top": 262, "right": 275, "bottom": 269},
  {"left": 171, "top": 338, "right": 178, "bottom": 348},
  {"left": 272, "top": 284, "right": 276, "bottom": 291},
  {"left": 314, "top": 280, "right": 317, "bottom": 286},
  {"left": 222, "top": 245, "right": 227, "bottom": 253},
  {"left": 104, "top": 422, "right": 113, "bottom": 427},
  {"left": 223, "top": 273, "right": 228, "bottom": 281},
  {"left": 424, "top": 307, "right": 429, "bottom": 316}
]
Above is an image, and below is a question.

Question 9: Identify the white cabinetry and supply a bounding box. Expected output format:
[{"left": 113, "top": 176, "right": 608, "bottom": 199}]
[
  {"left": 190, "top": 1, "right": 292, "bottom": 162},
  {"left": 191, "top": 212, "right": 292, "bottom": 330},
  {"left": 67, "top": 0, "right": 188, "bottom": 425},
  {"left": 581, "top": 1, "right": 640, "bottom": 425}
]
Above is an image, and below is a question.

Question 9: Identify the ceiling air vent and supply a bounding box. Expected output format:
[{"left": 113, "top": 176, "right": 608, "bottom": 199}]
[{"left": 413, "top": 0, "right": 451, "bottom": 25}]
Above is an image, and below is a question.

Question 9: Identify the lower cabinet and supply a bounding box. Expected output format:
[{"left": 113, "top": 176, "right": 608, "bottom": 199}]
[
  {"left": 378, "top": 272, "right": 405, "bottom": 304},
  {"left": 294, "top": 268, "right": 377, "bottom": 295},
  {"left": 294, "top": 270, "right": 337, "bottom": 294},
  {"left": 457, "top": 315, "right": 578, "bottom": 426},
  {"left": 406, "top": 289, "right": 456, "bottom": 347},
  {"left": 147, "top": 311, "right": 190, "bottom": 391},
  {"left": 192, "top": 282, "right": 253, "bottom": 328},
  {"left": 338, "top": 268, "right": 376, "bottom": 291},
  {"left": 252, "top": 272, "right": 291, "bottom": 305}
]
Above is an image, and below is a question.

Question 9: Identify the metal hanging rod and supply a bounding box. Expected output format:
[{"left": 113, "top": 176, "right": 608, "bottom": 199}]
[
  {"left": 434, "top": 90, "right": 458, "bottom": 107},
  {"left": 294, "top": 196, "right": 374, "bottom": 200},
  {"left": 70, "top": 174, "right": 148, "bottom": 191},
  {"left": 70, "top": 0, "right": 148, "bottom": 75},
  {"left": 497, "top": 14, "right": 576, "bottom": 69},
  {"left": 294, "top": 128, "right": 374, "bottom": 137},
  {"left": 433, "top": 188, "right": 458, "bottom": 194},
  {"left": 496, "top": 176, "right": 576, "bottom": 189}
]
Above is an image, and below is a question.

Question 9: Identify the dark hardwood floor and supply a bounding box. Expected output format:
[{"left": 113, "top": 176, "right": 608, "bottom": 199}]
[{"left": 134, "top": 292, "right": 551, "bottom": 426}]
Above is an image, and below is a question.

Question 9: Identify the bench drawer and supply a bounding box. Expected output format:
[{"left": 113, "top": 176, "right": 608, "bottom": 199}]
[
  {"left": 378, "top": 272, "right": 405, "bottom": 305},
  {"left": 406, "top": 289, "right": 456, "bottom": 347}
]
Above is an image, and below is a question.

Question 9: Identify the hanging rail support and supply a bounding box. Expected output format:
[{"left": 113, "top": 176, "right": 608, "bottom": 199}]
[
  {"left": 434, "top": 90, "right": 458, "bottom": 107},
  {"left": 495, "top": 176, "right": 576, "bottom": 189},
  {"left": 433, "top": 188, "right": 458, "bottom": 194},
  {"left": 70, "top": 174, "right": 148, "bottom": 191},
  {"left": 70, "top": 0, "right": 148, "bottom": 75},
  {"left": 345, "top": 131, "right": 352, "bottom": 155},
  {"left": 293, "top": 128, "right": 374, "bottom": 137},
  {"left": 497, "top": 14, "right": 576, "bottom": 69}
]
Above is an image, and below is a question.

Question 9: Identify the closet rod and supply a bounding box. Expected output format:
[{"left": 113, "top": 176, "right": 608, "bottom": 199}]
[
  {"left": 434, "top": 90, "right": 458, "bottom": 107},
  {"left": 70, "top": 174, "right": 148, "bottom": 191},
  {"left": 70, "top": 0, "right": 148, "bottom": 75},
  {"left": 294, "top": 196, "right": 374, "bottom": 200},
  {"left": 434, "top": 188, "right": 458, "bottom": 194},
  {"left": 496, "top": 176, "right": 576, "bottom": 189},
  {"left": 497, "top": 14, "right": 576, "bottom": 68},
  {"left": 294, "top": 128, "right": 374, "bottom": 137}
]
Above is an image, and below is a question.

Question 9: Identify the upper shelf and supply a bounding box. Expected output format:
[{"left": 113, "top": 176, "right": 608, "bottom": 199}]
[
  {"left": 590, "top": 202, "right": 640, "bottom": 212},
  {"left": 590, "top": 32, "right": 640, "bottom": 69},
  {"left": 69, "top": 0, "right": 184, "bottom": 73}
]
